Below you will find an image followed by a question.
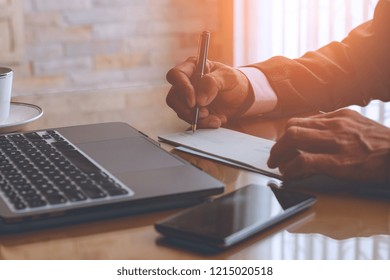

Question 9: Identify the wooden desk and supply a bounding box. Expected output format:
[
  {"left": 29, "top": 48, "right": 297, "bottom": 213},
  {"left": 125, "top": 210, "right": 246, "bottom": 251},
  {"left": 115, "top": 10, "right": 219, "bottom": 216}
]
[{"left": 2, "top": 86, "right": 390, "bottom": 260}]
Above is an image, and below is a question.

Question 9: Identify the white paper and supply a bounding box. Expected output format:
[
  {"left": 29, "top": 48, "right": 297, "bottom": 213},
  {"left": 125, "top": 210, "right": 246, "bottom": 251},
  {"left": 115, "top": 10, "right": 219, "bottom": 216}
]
[{"left": 158, "top": 128, "right": 281, "bottom": 178}]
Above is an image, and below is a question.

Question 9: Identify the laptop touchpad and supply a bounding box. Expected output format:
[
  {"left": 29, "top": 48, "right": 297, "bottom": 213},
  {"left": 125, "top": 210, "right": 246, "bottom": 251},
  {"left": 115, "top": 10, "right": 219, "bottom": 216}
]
[{"left": 76, "top": 137, "right": 184, "bottom": 174}]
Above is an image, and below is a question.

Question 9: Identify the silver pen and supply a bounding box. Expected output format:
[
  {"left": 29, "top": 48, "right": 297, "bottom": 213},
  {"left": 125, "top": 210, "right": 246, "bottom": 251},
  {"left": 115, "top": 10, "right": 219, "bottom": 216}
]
[{"left": 192, "top": 31, "right": 210, "bottom": 133}]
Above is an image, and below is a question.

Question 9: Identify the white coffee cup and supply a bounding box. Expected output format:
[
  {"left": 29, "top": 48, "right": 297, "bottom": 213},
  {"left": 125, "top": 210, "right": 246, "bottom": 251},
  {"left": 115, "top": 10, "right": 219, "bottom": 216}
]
[{"left": 0, "top": 67, "right": 13, "bottom": 123}]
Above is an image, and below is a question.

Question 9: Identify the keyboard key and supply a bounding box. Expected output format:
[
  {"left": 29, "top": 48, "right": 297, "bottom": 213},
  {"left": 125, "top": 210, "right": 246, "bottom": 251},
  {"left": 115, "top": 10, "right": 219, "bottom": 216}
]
[
  {"left": 82, "top": 185, "right": 107, "bottom": 199},
  {"left": 9, "top": 195, "right": 27, "bottom": 210},
  {"left": 25, "top": 198, "right": 47, "bottom": 208},
  {"left": 0, "top": 183, "right": 14, "bottom": 195},
  {"left": 103, "top": 185, "right": 128, "bottom": 196},
  {"left": 61, "top": 150, "right": 100, "bottom": 173},
  {"left": 24, "top": 132, "right": 42, "bottom": 140},
  {"left": 52, "top": 141, "right": 74, "bottom": 151},
  {"left": 13, "top": 200, "right": 27, "bottom": 210},
  {"left": 63, "top": 189, "right": 87, "bottom": 202},
  {"left": 46, "top": 194, "right": 67, "bottom": 205}
]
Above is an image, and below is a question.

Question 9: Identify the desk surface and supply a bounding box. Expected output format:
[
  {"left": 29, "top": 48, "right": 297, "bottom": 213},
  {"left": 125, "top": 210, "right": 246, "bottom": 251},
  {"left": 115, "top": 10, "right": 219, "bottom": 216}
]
[{"left": 2, "top": 86, "right": 390, "bottom": 260}]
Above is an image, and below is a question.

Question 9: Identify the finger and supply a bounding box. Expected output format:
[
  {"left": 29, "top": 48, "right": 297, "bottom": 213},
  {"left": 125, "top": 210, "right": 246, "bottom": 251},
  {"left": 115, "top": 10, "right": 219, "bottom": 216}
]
[
  {"left": 286, "top": 117, "right": 335, "bottom": 130},
  {"left": 215, "top": 114, "right": 228, "bottom": 124},
  {"left": 166, "top": 87, "right": 193, "bottom": 123},
  {"left": 280, "top": 153, "right": 339, "bottom": 181},
  {"left": 198, "top": 107, "right": 209, "bottom": 118},
  {"left": 197, "top": 105, "right": 228, "bottom": 125},
  {"left": 279, "top": 155, "right": 313, "bottom": 180},
  {"left": 196, "top": 114, "right": 223, "bottom": 129},
  {"left": 166, "top": 57, "right": 197, "bottom": 85},
  {"left": 166, "top": 58, "right": 197, "bottom": 107},
  {"left": 268, "top": 149, "right": 300, "bottom": 169},
  {"left": 268, "top": 126, "right": 339, "bottom": 168}
]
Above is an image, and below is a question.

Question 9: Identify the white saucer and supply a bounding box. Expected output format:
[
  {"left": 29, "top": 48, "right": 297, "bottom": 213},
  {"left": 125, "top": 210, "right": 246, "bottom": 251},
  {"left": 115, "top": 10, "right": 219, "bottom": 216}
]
[{"left": 0, "top": 102, "right": 43, "bottom": 133}]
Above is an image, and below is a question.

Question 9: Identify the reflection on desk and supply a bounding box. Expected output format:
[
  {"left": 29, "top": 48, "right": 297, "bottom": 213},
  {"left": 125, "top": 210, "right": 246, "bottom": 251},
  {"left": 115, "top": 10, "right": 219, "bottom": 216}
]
[{"left": 2, "top": 87, "right": 389, "bottom": 260}]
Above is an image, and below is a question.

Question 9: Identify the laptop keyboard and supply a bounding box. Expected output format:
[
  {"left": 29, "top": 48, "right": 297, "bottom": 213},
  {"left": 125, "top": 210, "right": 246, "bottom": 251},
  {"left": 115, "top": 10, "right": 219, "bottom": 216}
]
[{"left": 0, "top": 130, "right": 133, "bottom": 212}]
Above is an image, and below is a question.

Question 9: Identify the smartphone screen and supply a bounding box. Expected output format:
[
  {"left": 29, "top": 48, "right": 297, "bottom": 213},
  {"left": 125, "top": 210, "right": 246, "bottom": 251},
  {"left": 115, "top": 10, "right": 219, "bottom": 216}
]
[{"left": 155, "top": 184, "right": 316, "bottom": 250}]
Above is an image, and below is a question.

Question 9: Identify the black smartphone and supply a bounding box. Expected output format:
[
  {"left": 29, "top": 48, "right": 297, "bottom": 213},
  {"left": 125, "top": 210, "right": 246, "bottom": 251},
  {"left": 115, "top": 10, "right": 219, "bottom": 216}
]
[{"left": 155, "top": 184, "right": 316, "bottom": 252}]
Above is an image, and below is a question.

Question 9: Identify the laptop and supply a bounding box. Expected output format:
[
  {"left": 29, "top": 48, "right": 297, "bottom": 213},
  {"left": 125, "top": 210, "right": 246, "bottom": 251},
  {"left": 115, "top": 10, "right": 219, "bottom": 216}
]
[{"left": 0, "top": 122, "right": 224, "bottom": 233}]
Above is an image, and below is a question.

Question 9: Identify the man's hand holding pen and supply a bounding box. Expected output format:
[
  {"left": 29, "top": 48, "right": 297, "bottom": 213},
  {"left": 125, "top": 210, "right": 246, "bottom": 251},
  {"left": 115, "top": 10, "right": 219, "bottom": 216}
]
[{"left": 165, "top": 39, "right": 251, "bottom": 129}]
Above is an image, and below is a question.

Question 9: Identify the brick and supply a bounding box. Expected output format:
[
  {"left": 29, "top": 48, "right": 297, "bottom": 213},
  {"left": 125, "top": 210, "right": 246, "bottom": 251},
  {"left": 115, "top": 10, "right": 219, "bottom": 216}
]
[
  {"left": 178, "top": 33, "right": 201, "bottom": 49},
  {"left": 123, "top": 66, "right": 168, "bottom": 83},
  {"left": 64, "top": 41, "right": 121, "bottom": 57},
  {"left": 33, "top": 57, "right": 92, "bottom": 76},
  {"left": 94, "top": 53, "right": 149, "bottom": 70},
  {"left": 92, "top": 23, "right": 137, "bottom": 40},
  {"left": 123, "top": 35, "right": 179, "bottom": 52},
  {"left": 149, "top": 50, "right": 176, "bottom": 66},
  {"left": 32, "top": 0, "right": 92, "bottom": 11},
  {"left": 63, "top": 8, "right": 126, "bottom": 25},
  {"left": 143, "top": 19, "right": 208, "bottom": 35},
  {"left": 24, "top": 12, "right": 65, "bottom": 27},
  {"left": 69, "top": 69, "right": 126, "bottom": 86},
  {"left": 93, "top": 0, "right": 144, "bottom": 7},
  {"left": 25, "top": 43, "right": 63, "bottom": 60},
  {"left": 13, "top": 76, "right": 66, "bottom": 96},
  {"left": 0, "top": 21, "right": 10, "bottom": 52},
  {"left": 25, "top": 26, "right": 91, "bottom": 44},
  {"left": 8, "top": 64, "right": 32, "bottom": 79},
  {"left": 121, "top": 6, "right": 155, "bottom": 21},
  {"left": 22, "top": 0, "right": 34, "bottom": 12}
]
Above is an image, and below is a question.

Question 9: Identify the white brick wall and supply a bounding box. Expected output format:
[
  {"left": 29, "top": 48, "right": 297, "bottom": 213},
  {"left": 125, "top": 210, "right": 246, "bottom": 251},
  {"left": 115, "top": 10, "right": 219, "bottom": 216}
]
[{"left": 10, "top": 0, "right": 222, "bottom": 96}]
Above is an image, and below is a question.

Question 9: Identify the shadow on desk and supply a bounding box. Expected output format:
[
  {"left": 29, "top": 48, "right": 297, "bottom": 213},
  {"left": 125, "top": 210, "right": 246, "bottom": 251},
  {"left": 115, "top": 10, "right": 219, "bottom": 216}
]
[
  {"left": 286, "top": 191, "right": 390, "bottom": 240},
  {"left": 0, "top": 209, "right": 178, "bottom": 247}
]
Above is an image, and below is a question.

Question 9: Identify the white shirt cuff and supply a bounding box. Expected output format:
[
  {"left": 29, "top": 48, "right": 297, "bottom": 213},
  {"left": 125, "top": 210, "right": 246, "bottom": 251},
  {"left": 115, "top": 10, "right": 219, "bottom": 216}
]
[{"left": 237, "top": 67, "right": 277, "bottom": 116}]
